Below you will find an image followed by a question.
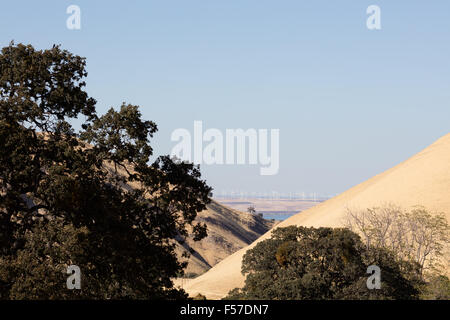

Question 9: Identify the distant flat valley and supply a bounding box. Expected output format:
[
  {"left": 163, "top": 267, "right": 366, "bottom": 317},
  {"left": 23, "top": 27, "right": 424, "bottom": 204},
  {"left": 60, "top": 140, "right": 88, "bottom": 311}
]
[{"left": 215, "top": 198, "right": 323, "bottom": 221}]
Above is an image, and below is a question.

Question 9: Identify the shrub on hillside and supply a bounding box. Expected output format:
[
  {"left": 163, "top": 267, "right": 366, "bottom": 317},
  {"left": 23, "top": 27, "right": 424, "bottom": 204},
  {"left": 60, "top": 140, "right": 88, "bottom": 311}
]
[
  {"left": 419, "top": 275, "right": 450, "bottom": 300},
  {"left": 344, "top": 204, "right": 449, "bottom": 275}
]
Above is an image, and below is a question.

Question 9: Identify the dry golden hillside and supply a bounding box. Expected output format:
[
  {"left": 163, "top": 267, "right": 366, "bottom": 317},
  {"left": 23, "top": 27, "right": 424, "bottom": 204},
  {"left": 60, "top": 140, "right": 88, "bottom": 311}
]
[
  {"left": 176, "top": 200, "right": 277, "bottom": 277},
  {"left": 179, "top": 133, "right": 450, "bottom": 299}
]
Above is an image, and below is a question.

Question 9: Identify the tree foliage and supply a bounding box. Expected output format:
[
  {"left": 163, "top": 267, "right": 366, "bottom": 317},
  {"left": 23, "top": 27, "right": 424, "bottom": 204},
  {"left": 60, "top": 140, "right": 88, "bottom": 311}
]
[
  {"left": 419, "top": 275, "right": 450, "bottom": 300},
  {"left": 0, "top": 43, "right": 211, "bottom": 299},
  {"left": 226, "top": 226, "right": 423, "bottom": 300}
]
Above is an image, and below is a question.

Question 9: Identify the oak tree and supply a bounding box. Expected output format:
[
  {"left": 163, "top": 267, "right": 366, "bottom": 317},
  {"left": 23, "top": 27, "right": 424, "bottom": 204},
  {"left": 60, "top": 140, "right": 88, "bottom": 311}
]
[{"left": 0, "top": 43, "right": 211, "bottom": 299}]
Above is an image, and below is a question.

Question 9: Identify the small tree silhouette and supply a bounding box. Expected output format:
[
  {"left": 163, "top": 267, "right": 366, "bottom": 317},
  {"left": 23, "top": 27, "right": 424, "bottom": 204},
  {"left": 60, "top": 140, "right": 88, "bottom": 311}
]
[{"left": 247, "top": 206, "right": 256, "bottom": 214}]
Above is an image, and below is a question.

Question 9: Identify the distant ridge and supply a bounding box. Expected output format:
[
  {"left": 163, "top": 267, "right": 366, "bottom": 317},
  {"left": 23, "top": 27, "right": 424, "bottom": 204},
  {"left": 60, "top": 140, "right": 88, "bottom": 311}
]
[{"left": 180, "top": 133, "right": 450, "bottom": 299}]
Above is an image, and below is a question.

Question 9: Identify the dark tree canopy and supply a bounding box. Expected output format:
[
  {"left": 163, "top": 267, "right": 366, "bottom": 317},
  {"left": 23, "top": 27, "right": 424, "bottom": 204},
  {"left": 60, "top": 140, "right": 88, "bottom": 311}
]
[
  {"left": 0, "top": 43, "right": 211, "bottom": 299},
  {"left": 226, "top": 226, "right": 423, "bottom": 300}
]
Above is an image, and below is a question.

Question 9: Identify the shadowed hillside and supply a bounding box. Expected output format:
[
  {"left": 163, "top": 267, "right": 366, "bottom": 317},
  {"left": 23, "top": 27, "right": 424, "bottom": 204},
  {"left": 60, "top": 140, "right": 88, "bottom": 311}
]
[{"left": 176, "top": 200, "right": 277, "bottom": 277}]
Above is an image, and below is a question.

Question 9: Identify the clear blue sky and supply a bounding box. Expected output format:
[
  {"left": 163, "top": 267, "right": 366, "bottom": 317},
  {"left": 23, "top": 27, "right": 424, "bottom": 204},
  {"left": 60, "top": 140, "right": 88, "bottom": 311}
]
[{"left": 2, "top": 1, "right": 449, "bottom": 196}]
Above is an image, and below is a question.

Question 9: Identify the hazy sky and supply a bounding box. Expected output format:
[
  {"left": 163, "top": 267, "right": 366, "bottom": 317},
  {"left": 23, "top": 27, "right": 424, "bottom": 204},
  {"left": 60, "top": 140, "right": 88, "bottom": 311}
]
[{"left": 2, "top": 1, "right": 449, "bottom": 196}]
